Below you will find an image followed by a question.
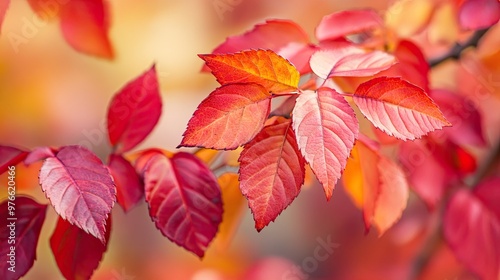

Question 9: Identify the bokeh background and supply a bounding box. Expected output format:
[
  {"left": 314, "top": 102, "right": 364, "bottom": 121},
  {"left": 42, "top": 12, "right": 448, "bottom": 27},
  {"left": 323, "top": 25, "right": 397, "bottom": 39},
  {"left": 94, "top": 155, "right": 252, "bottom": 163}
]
[{"left": 1, "top": 0, "right": 499, "bottom": 279}]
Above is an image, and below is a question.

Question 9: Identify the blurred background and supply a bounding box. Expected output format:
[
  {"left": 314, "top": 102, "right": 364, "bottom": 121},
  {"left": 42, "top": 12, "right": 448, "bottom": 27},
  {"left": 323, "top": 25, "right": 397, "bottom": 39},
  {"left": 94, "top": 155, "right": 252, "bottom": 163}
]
[{"left": 1, "top": 0, "right": 499, "bottom": 279}]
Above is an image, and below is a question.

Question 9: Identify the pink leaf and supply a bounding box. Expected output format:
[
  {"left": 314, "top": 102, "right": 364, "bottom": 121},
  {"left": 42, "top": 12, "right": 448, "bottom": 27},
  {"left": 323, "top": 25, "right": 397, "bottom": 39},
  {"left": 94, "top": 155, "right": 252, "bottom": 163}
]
[
  {"left": 444, "top": 178, "right": 500, "bottom": 280},
  {"left": 310, "top": 46, "right": 396, "bottom": 78},
  {"left": 24, "top": 146, "right": 56, "bottom": 165},
  {"left": 206, "top": 19, "right": 310, "bottom": 71},
  {"left": 143, "top": 152, "right": 223, "bottom": 258},
  {"left": 51, "top": 216, "right": 111, "bottom": 280},
  {"left": 459, "top": 0, "right": 500, "bottom": 30},
  {"left": 108, "top": 154, "right": 144, "bottom": 212},
  {"left": 353, "top": 77, "right": 451, "bottom": 140},
  {"left": 292, "top": 88, "right": 359, "bottom": 199},
  {"left": 180, "top": 83, "right": 271, "bottom": 150},
  {"left": 431, "top": 89, "right": 486, "bottom": 147},
  {"left": 315, "top": 9, "right": 383, "bottom": 42},
  {"left": 107, "top": 64, "right": 162, "bottom": 154},
  {"left": 39, "top": 145, "right": 116, "bottom": 243},
  {"left": 60, "top": 0, "right": 113, "bottom": 58},
  {"left": 239, "top": 117, "right": 305, "bottom": 231},
  {"left": 0, "top": 145, "right": 28, "bottom": 175},
  {"left": 0, "top": 196, "right": 47, "bottom": 279}
]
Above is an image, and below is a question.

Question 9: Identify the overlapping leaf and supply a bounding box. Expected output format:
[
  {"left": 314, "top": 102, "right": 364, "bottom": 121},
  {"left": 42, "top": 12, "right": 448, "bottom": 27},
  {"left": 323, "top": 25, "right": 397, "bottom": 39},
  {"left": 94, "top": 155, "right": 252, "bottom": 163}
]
[
  {"left": 107, "top": 65, "right": 162, "bottom": 154},
  {"left": 108, "top": 154, "right": 144, "bottom": 212},
  {"left": 431, "top": 89, "right": 485, "bottom": 147},
  {"left": 310, "top": 46, "right": 396, "bottom": 78},
  {"left": 39, "top": 145, "right": 116, "bottom": 243},
  {"left": 444, "top": 178, "right": 500, "bottom": 280},
  {"left": 315, "top": 9, "right": 383, "bottom": 42},
  {"left": 143, "top": 152, "right": 222, "bottom": 258},
  {"left": 50, "top": 216, "right": 111, "bottom": 280},
  {"left": 239, "top": 117, "right": 305, "bottom": 231},
  {"left": 0, "top": 145, "right": 28, "bottom": 174},
  {"left": 292, "top": 88, "right": 359, "bottom": 199},
  {"left": 180, "top": 83, "right": 271, "bottom": 150},
  {"left": 209, "top": 19, "right": 309, "bottom": 55},
  {"left": 200, "top": 49, "right": 300, "bottom": 94},
  {"left": 343, "top": 137, "right": 408, "bottom": 235},
  {"left": 353, "top": 77, "right": 451, "bottom": 140},
  {"left": 24, "top": 146, "right": 56, "bottom": 165},
  {"left": 0, "top": 197, "right": 47, "bottom": 279}
]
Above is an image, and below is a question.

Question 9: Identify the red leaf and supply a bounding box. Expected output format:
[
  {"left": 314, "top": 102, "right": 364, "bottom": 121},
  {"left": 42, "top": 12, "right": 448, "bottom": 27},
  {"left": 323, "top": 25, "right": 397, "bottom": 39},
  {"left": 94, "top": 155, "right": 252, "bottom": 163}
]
[
  {"left": 310, "top": 46, "right": 396, "bottom": 78},
  {"left": 459, "top": 0, "right": 500, "bottom": 30},
  {"left": 431, "top": 89, "right": 486, "bottom": 147},
  {"left": 343, "top": 137, "right": 409, "bottom": 235},
  {"left": 24, "top": 146, "right": 56, "bottom": 165},
  {"left": 60, "top": 0, "right": 113, "bottom": 58},
  {"left": 292, "top": 88, "right": 359, "bottom": 199},
  {"left": 206, "top": 19, "right": 312, "bottom": 74},
  {"left": 239, "top": 117, "right": 305, "bottom": 231},
  {"left": 180, "top": 83, "right": 271, "bottom": 150},
  {"left": 398, "top": 139, "right": 476, "bottom": 208},
  {"left": 444, "top": 178, "right": 500, "bottom": 280},
  {"left": 315, "top": 9, "right": 383, "bottom": 42},
  {"left": 200, "top": 49, "right": 300, "bottom": 94},
  {"left": 107, "top": 65, "right": 162, "bottom": 154},
  {"left": 0, "top": 145, "right": 28, "bottom": 175},
  {"left": 0, "top": 197, "right": 47, "bottom": 279},
  {"left": 378, "top": 40, "right": 430, "bottom": 92},
  {"left": 143, "top": 152, "right": 223, "bottom": 258},
  {"left": 51, "top": 216, "right": 111, "bottom": 280},
  {"left": 0, "top": 0, "right": 9, "bottom": 31},
  {"left": 39, "top": 145, "right": 115, "bottom": 243},
  {"left": 353, "top": 77, "right": 451, "bottom": 140},
  {"left": 108, "top": 154, "right": 144, "bottom": 212}
]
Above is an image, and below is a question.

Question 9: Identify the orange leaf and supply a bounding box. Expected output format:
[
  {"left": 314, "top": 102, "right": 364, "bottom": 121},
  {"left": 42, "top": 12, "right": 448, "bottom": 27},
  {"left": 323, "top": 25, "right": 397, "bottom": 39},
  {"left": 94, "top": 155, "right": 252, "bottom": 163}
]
[
  {"left": 60, "top": 0, "right": 113, "bottom": 58},
  {"left": 343, "top": 136, "right": 409, "bottom": 235},
  {"left": 239, "top": 117, "right": 305, "bottom": 231},
  {"left": 200, "top": 49, "right": 300, "bottom": 94},
  {"left": 353, "top": 77, "right": 451, "bottom": 140},
  {"left": 180, "top": 83, "right": 271, "bottom": 150}
]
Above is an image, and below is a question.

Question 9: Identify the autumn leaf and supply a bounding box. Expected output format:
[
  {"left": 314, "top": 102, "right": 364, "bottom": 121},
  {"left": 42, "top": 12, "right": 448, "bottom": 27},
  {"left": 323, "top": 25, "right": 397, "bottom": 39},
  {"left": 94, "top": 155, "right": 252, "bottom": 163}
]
[
  {"left": 0, "top": 197, "right": 47, "bottom": 280},
  {"left": 353, "top": 77, "right": 451, "bottom": 140},
  {"left": 444, "top": 177, "right": 500, "bottom": 280},
  {"left": 143, "top": 152, "right": 223, "bottom": 258},
  {"left": 108, "top": 154, "right": 144, "bottom": 212},
  {"left": 0, "top": 0, "right": 9, "bottom": 32},
  {"left": 211, "top": 173, "right": 246, "bottom": 251},
  {"left": 107, "top": 64, "right": 162, "bottom": 154},
  {"left": 60, "top": 0, "right": 113, "bottom": 58},
  {"left": 0, "top": 145, "right": 28, "bottom": 175},
  {"left": 430, "top": 89, "right": 486, "bottom": 147},
  {"left": 50, "top": 216, "right": 111, "bottom": 280},
  {"left": 200, "top": 49, "right": 300, "bottom": 94},
  {"left": 39, "top": 145, "right": 116, "bottom": 244},
  {"left": 24, "top": 146, "right": 56, "bottom": 165},
  {"left": 239, "top": 117, "right": 305, "bottom": 231},
  {"left": 292, "top": 88, "right": 359, "bottom": 199},
  {"left": 343, "top": 136, "right": 409, "bottom": 235},
  {"left": 315, "top": 9, "right": 383, "bottom": 42},
  {"left": 458, "top": 0, "right": 500, "bottom": 30},
  {"left": 309, "top": 46, "right": 396, "bottom": 78},
  {"left": 180, "top": 83, "right": 271, "bottom": 150}
]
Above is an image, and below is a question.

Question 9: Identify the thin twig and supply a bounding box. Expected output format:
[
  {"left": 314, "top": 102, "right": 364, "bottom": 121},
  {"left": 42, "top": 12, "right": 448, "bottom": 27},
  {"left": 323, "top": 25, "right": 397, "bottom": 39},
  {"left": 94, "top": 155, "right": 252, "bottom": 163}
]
[{"left": 428, "top": 28, "right": 490, "bottom": 67}]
